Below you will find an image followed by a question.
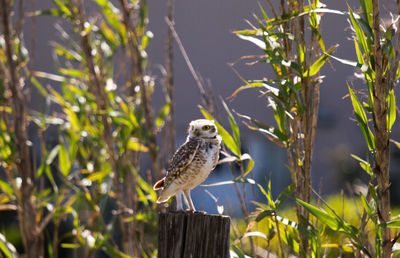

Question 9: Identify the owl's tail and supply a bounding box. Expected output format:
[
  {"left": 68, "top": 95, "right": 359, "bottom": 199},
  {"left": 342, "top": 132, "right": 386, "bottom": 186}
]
[
  {"left": 153, "top": 178, "right": 165, "bottom": 190},
  {"left": 154, "top": 178, "right": 171, "bottom": 203},
  {"left": 156, "top": 192, "right": 172, "bottom": 203}
]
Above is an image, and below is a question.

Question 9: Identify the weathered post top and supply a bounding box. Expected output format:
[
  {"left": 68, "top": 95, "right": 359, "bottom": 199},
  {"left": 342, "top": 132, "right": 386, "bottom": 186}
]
[{"left": 158, "top": 212, "right": 231, "bottom": 258}]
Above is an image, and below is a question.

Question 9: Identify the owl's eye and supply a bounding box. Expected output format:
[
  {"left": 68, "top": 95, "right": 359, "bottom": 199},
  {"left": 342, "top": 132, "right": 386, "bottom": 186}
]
[
  {"left": 202, "top": 125, "right": 210, "bottom": 130},
  {"left": 191, "top": 125, "right": 195, "bottom": 130}
]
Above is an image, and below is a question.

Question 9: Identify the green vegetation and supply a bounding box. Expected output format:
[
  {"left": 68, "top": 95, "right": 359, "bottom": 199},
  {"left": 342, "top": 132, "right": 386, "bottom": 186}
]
[{"left": 0, "top": 0, "right": 399, "bottom": 257}]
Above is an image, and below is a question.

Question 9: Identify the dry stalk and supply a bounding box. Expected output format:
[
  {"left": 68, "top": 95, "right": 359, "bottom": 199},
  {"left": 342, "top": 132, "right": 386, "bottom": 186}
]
[
  {"left": 166, "top": 0, "right": 176, "bottom": 156},
  {"left": 0, "top": 0, "right": 44, "bottom": 256},
  {"left": 371, "top": 0, "right": 392, "bottom": 256}
]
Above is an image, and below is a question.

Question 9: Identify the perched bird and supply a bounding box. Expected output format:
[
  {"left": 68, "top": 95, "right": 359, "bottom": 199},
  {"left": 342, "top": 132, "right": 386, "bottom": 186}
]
[{"left": 153, "top": 119, "right": 222, "bottom": 211}]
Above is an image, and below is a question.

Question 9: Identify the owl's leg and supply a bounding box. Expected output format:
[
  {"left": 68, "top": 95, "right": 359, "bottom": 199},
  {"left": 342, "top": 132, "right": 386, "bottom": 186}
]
[
  {"left": 183, "top": 189, "right": 196, "bottom": 211},
  {"left": 175, "top": 191, "right": 184, "bottom": 210}
]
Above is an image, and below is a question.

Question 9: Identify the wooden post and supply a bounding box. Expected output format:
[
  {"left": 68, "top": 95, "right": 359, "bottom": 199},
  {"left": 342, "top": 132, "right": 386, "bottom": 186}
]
[{"left": 158, "top": 212, "right": 231, "bottom": 258}]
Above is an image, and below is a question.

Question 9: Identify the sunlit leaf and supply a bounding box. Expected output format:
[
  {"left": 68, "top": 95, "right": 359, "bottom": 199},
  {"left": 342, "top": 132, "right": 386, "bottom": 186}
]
[
  {"left": 240, "top": 153, "right": 254, "bottom": 176},
  {"left": 348, "top": 86, "right": 375, "bottom": 151},
  {"left": 0, "top": 179, "right": 13, "bottom": 197},
  {"left": 230, "top": 245, "right": 246, "bottom": 258},
  {"left": 275, "top": 184, "right": 294, "bottom": 209},
  {"left": 61, "top": 243, "right": 81, "bottom": 249},
  {"left": 0, "top": 232, "right": 17, "bottom": 258},
  {"left": 127, "top": 138, "right": 148, "bottom": 152},
  {"left": 296, "top": 199, "right": 343, "bottom": 232},
  {"left": 387, "top": 89, "right": 396, "bottom": 131},
  {"left": 349, "top": 7, "right": 370, "bottom": 56},
  {"left": 351, "top": 154, "right": 373, "bottom": 175},
  {"left": 221, "top": 99, "right": 241, "bottom": 155},
  {"left": 236, "top": 34, "right": 265, "bottom": 50},
  {"left": 385, "top": 220, "right": 400, "bottom": 228},
  {"left": 86, "top": 171, "right": 109, "bottom": 182},
  {"left": 360, "top": 193, "right": 373, "bottom": 216},
  {"left": 155, "top": 103, "right": 170, "bottom": 130},
  {"left": 59, "top": 144, "right": 71, "bottom": 176},
  {"left": 303, "top": 46, "right": 336, "bottom": 77}
]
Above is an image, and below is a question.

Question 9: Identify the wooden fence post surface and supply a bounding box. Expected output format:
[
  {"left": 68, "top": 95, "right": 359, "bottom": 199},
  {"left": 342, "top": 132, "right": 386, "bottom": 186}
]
[{"left": 158, "top": 212, "right": 231, "bottom": 258}]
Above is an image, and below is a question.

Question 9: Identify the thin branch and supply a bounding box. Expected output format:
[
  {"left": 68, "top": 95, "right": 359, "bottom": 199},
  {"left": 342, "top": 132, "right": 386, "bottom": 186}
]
[{"left": 165, "top": 17, "right": 207, "bottom": 97}]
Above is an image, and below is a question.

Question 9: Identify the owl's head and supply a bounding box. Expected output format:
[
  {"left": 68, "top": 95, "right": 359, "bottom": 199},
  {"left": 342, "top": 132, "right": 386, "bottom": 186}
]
[{"left": 188, "top": 119, "right": 218, "bottom": 139}]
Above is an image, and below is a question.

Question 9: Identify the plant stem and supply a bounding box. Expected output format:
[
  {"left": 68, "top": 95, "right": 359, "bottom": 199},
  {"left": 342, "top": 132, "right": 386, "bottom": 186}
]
[
  {"left": 371, "top": 0, "right": 392, "bottom": 256},
  {"left": 166, "top": 0, "right": 176, "bottom": 156},
  {"left": 0, "top": 0, "right": 44, "bottom": 256}
]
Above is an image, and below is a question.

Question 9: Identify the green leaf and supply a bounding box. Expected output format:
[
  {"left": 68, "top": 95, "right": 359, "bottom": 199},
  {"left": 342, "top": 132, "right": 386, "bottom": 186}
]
[
  {"left": 385, "top": 220, "right": 400, "bottom": 228},
  {"left": 59, "top": 68, "right": 86, "bottom": 78},
  {"left": 0, "top": 179, "right": 13, "bottom": 197},
  {"left": 231, "top": 245, "right": 246, "bottom": 258},
  {"left": 52, "top": 42, "right": 82, "bottom": 62},
  {"left": 86, "top": 171, "right": 109, "bottom": 182},
  {"left": 127, "top": 138, "right": 148, "bottom": 152},
  {"left": 54, "top": 0, "right": 72, "bottom": 18},
  {"left": 0, "top": 232, "right": 17, "bottom": 258},
  {"left": 268, "top": 96, "right": 287, "bottom": 138},
  {"left": 200, "top": 107, "right": 240, "bottom": 157},
  {"left": 241, "top": 153, "right": 254, "bottom": 176},
  {"left": 30, "top": 76, "right": 48, "bottom": 97},
  {"left": 351, "top": 154, "right": 373, "bottom": 175},
  {"left": 59, "top": 144, "right": 71, "bottom": 176},
  {"left": 155, "top": 103, "right": 170, "bottom": 130},
  {"left": 360, "top": 0, "right": 373, "bottom": 28},
  {"left": 296, "top": 199, "right": 339, "bottom": 229},
  {"left": 387, "top": 89, "right": 396, "bottom": 131},
  {"left": 99, "top": 21, "right": 118, "bottom": 49},
  {"left": 348, "top": 86, "right": 375, "bottom": 151},
  {"left": 258, "top": 182, "right": 275, "bottom": 210},
  {"left": 349, "top": 7, "right": 370, "bottom": 55},
  {"left": 235, "top": 112, "right": 287, "bottom": 146},
  {"left": 303, "top": 46, "right": 336, "bottom": 77},
  {"left": 275, "top": 184, "right": 294, "bottom": 209},
  {"left": 61, "top": 243, "right": 81, "bottom": 249},
  {"left": 360, "top": 193, "right": 374, "bottom": 216},
  {"left": 30, "top": 9, "right": 63, "bottom": 17},
  {"left": 137, "top": 173, "right": 157, "bottom": 203},
  {"left": 221, "top": 99, "right": 241, "bottom": 155}
]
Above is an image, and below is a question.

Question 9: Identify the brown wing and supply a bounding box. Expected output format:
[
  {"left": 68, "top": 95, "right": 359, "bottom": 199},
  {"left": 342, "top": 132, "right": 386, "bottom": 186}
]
[{"left": 164, "top": 138, "right": 201, "bottom": 187}]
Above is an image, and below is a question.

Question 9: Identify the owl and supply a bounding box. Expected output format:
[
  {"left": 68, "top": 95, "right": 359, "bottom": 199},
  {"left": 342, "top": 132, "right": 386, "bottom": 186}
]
[{"left": 153, "top": 119, "right": 222, "bottom": 211}]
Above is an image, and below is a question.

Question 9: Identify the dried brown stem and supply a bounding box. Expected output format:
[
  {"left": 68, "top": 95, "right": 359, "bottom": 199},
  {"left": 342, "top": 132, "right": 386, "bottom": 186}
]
[
  {"left": 371, "top": 0, "right": 392, "bottom": 256},
  {"left": 0, "top": 0, "right": 44, "bottom": 256},
  {"left": 166, "top": 0, "right": 176, "bottom": 157}
]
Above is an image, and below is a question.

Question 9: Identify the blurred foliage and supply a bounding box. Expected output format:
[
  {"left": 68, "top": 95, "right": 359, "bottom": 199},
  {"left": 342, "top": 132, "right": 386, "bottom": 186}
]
[{"left": 1, "top": 0, "right": 163, "bottom": 257}]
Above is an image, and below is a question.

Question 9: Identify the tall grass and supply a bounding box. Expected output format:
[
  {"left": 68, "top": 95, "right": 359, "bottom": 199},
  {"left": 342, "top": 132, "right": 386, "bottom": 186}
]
[{"left": 223, "top": 0, "right": 400, "bottom": 257}]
